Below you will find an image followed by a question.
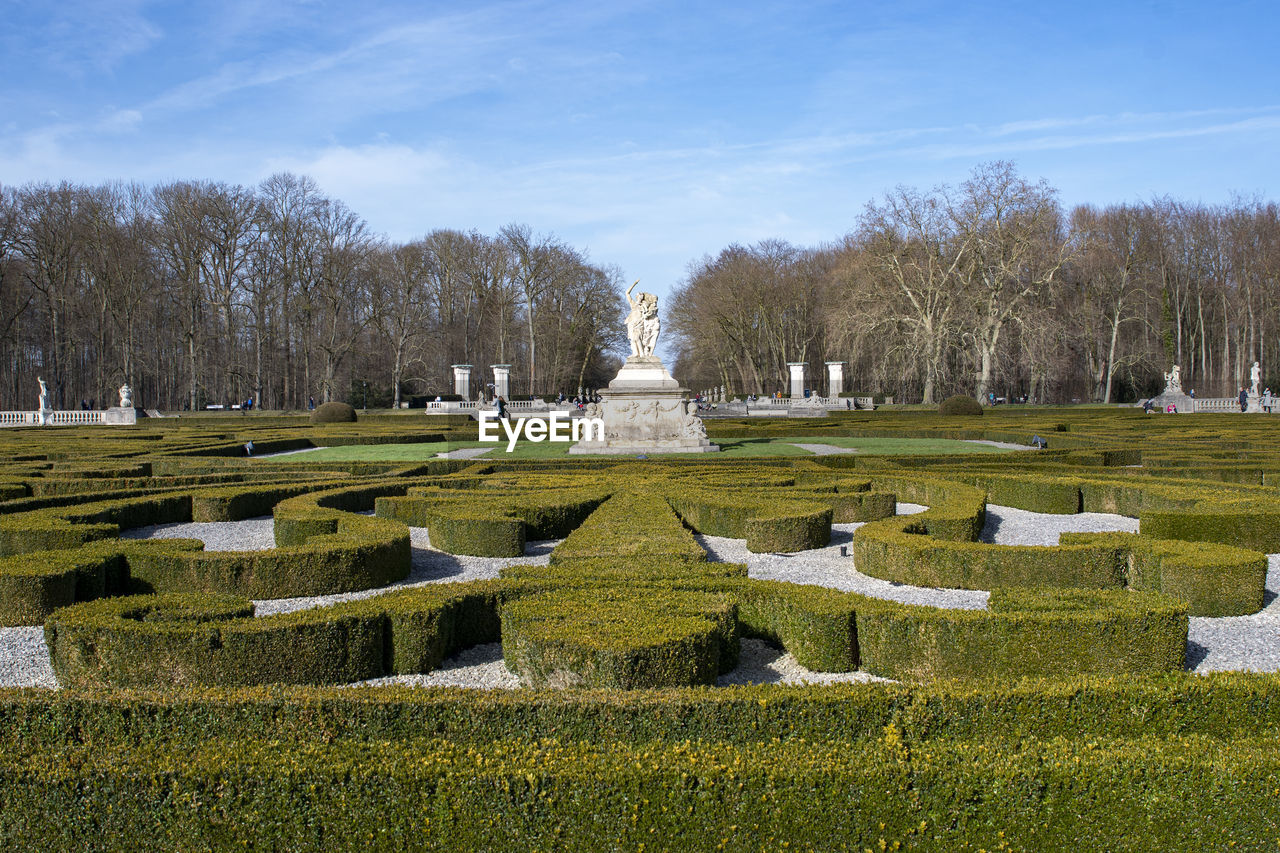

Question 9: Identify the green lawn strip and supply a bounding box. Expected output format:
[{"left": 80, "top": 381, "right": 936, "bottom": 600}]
[
  {"left": 778, "top": 436, "right": 1018, "bottom": 455},
  {"left": 264, "top": 436, "right": 1014, "bottom": 462},
  {"left": 264, "top": 442, "right": 459, "bottom": 462},
  {"left": 394, "top": 438, "right": 815, "bottom": 459}
]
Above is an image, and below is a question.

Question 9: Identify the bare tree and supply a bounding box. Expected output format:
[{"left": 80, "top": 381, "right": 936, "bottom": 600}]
[
  {"left": 1071, "top": 204, "right": 1154, "bottom": 402},
  {"left": 850, "top": 186, "right": 967, "bottom": 403},
  {"left": 375, "top": 240, "right": 434, "bottom": 408},
  {"left": 501, "top": 223, "right": 564, "bottom": 395},
  {"left": 14, "top": 182, "right": 88, "bottom": 409},
  {"left": 950, "top": 162, "right": 1071, "bottom": 402}
]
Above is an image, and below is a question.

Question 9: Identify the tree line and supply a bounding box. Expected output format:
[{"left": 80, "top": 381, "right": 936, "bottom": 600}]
[
  {"left": 0, "top": 174, "right": 626, "bottom": 412},
  {"left": 668, "top": 161, "right": 1280, "bottom": 404}
]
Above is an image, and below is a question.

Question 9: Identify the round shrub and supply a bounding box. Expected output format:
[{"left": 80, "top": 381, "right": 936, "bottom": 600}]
[
  {"left": 938, "top": 395, "right": 983, "bottom": 416},
  {"left": 310, "top": 401, "right": 357, "bottom": 424}
]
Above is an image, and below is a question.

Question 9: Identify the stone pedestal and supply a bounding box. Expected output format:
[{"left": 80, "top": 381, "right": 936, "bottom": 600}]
[
  {"left": 788, "top": 363, "right": 806, "bottom": 399},
  {"left": 491, "top": 364, "right": 511, "bottom": 400},
  {"left": 452, "top": 364, "right": 472, "bottom": 399},
  {"left": 569, "top": 356, "right": 719, "bottom": 455},
  {"left": 1248, "top": 393, "right": 1263, "bottom": 413},
  {"left": 104, "top": 407, "right": 139, "bottom": 424},
  {"left": 1149, "top": 392, "right": 1194, "bottom": 413},
  {"left": 826, "top": 362, "right": 844, "bottom": 399}
]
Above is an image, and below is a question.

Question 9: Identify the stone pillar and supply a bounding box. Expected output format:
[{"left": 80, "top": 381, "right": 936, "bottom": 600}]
[
  {"left": 451, "top": 364, "right": 472, "bottom": 399},
  {"left": 491, "top": 364, "right": 511, "bottom": 400},
  {"left": 825, "top": 362, "right": 845, "bottom": 399},
  {"left": 787, "top": 363, "right": 807, "bottom": 399}
]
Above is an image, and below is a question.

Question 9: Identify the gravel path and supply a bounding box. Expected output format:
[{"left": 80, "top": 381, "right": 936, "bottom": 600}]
[
  {"left": 979, "top": 504, "right": 1139, "bottom": 545},
  {"left": 791, "top": 443, "right": 857, "bottom": 455},
  {"left": 1188, "top": 555, "right": 1280, "bottom": 673},
  {"left": 434, "top": 447, "right": 493, "bottom": 459},
  {"left": 121, "top": 517, "right": 278, "bottom": 550},
  {"left": 0, "top": 627, "right": 57, "bottom": 689},
  {"left": 966, "top": 439, "right": 1034, "bottom": 450},
  {"left": 3, "top": 502, "right": 1272, "bottom": 688}
]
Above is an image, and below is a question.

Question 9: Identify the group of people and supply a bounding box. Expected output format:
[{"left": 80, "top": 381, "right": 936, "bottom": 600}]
[
  {"left": 1238, "top": 386, "right": 1274, "bottom": 412},
  {"left": 555, "top": 393, "right": 601, "bottom": 408}
]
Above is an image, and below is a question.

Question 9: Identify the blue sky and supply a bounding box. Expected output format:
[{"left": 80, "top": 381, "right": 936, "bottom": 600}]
[{"left": 3, "top": 0, "right": 1278, "bottom": 301}]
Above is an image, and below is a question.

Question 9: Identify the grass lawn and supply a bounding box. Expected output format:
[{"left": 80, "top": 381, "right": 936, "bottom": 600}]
[
  {"left": 271, "top": 435, "right": 1018, "bottom": 461},
  {"left": 270, "top": 442, "right": 458, "bottom": 462}
]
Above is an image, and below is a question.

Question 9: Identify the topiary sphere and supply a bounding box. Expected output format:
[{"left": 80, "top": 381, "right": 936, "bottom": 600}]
[
  {"left": 938, "top": 395, "right": 983, "bottom": 416},
  {"left": 310, "top": 401, "right": 358, "bottom": 424}
]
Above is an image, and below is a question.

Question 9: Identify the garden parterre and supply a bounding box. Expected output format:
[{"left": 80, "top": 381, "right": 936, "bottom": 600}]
[{"left": 2, "top": 409, "right": 1280, "bottom": 849}]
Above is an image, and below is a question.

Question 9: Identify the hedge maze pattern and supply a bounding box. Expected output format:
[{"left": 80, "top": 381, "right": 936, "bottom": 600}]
[
  {"left": 5, "top": 411, "right": 1280, "bottom": 849},
  {"left": 1, "top": 413, "right": 1273, "bottom": 690}
]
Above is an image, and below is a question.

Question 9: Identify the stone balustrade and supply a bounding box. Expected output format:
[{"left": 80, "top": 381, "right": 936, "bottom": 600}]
[{"left": 0, "top": 410, "right": 110, "bottom": 427}]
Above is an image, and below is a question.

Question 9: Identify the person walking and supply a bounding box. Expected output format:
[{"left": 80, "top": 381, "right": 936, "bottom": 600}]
[
  {"left": 1239, "top": 386, "right": 1249, "bottom": 412},
  {"left": 496, "top": 396, "right": 508, "bottom": 421},
  {"left": 1265, "top": 387, "right": 1273, "bottom": 413}
]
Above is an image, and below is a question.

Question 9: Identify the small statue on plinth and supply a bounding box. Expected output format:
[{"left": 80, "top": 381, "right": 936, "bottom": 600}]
[
  {"left": 1162, "top": 365, "right": 1183, "bottom": 396},
  {"left": 37, "top": 377, "right": 49, "bottom": 412},
  {"left": 118, "top": 383, "right": 133, "bottom": 408}
]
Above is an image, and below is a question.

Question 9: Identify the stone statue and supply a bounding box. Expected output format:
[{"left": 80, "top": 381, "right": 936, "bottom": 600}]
[
  {"left": 1162, "top": 365, "right": 1182, "bottom": 395},
  {"left": 679, "top": 400, "right": 708, "bottom": 441},
  {"left": 1251, "top": 361, "right": 1262, "bottom": 396},
  {"left": 37, "top": 377, "right": 48, "bottom": 411},
  {"left": 118, "top": 383, "right": 133, "bottom": 408},
  {"left": 625, "top": 280, "right": 660, "bottom": 359}
]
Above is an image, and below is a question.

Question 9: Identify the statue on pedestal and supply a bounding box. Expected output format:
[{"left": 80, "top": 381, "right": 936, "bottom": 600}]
[
  {"left": 1162, "top": 365, "right": 1183, "bottom": 396},
  {"left": 37, "top": 377, "right": 49, "bottom": 412},
  {"left": 625, "top": 280, "right": 660, "bottom": 359},
  {"left": 1251, "top": 361, "right": 1262, "bottom": 396},
  {"left": 570, "top": 280, "right": 717, "bottom": 455},
  {"left": 118, "top": 383, "right": 133, "bottom": 408}
]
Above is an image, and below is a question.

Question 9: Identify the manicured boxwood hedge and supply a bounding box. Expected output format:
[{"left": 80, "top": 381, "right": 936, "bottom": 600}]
[
  {"left": 665, "top": 489, "right": 833, "bottom": 552},
  {"left": 501, "top": 586, "right": 738, "bottom": 688},
  {"left": 6, "top": 676, "right": 1280, "bottom": 850}
]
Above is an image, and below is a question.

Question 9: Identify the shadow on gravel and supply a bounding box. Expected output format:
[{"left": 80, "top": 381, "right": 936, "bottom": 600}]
[{"left": 1185, "top": 640, "right": 1209, "bottom": 670}]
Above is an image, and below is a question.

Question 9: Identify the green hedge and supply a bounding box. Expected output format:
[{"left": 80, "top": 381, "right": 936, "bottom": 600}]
[
  {"left": 6, "top": 674, "right": 1280, "bottom": 749},
  {"left": 1062, "top": 531, "right": 1268, "bottom": 616},
  {"left": 375, "top": 487, "right": 608, "bottom": 557},
  {"left": 666, "top": 490, "right": 832, "bottom": 553},
  {"left": 45, "top": 569, "right": 1191, "bottom": 688},
  {"left": 852, "top": 513, "right": 1128, "bottom": 590},
  {"left": 8, "top": 729, "right": 1280, "bottom": 851},
  {"left": 501, "top": 586, "right": 738, "bottom": 688},
  {"left": 46, "top": 593, "right": 385, "bottom": 688},
  {"left": 855, "top": 587, "right": 1187, "bottom": 681},
  {"left": 549, "top": 491, "right": 705, "bottom": 565}
]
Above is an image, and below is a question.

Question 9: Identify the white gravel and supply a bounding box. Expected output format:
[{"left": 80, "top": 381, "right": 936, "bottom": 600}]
[
  {"left": 1188, "top": 554, "right": 1280, "bottom": 673},
  {"left": 979, "top": 504, "right": 1139, "bottom": 545},
  {"left": 717, "top": 638, "right": 892, "bottom": 686},
  {"left": 253, "top": 528, "right": 558, "bottom": 616},
  {"left": 791, "top": 443, "right": 857, "bottom": 455},
  {"left": 355, "top": 642, "right": 522, "bottom": 689},
  {"left": 434, "top": 447, "right": 493, "bottom": 459},
  {"left": 121, "top": 516, "right": 278, "bottom": 550},
  {"left": 0, "top": 626, "right": 57, "bottom": 688},
  {"left": 6, "top": 501, "right": 1274, "bottom": 687}
]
